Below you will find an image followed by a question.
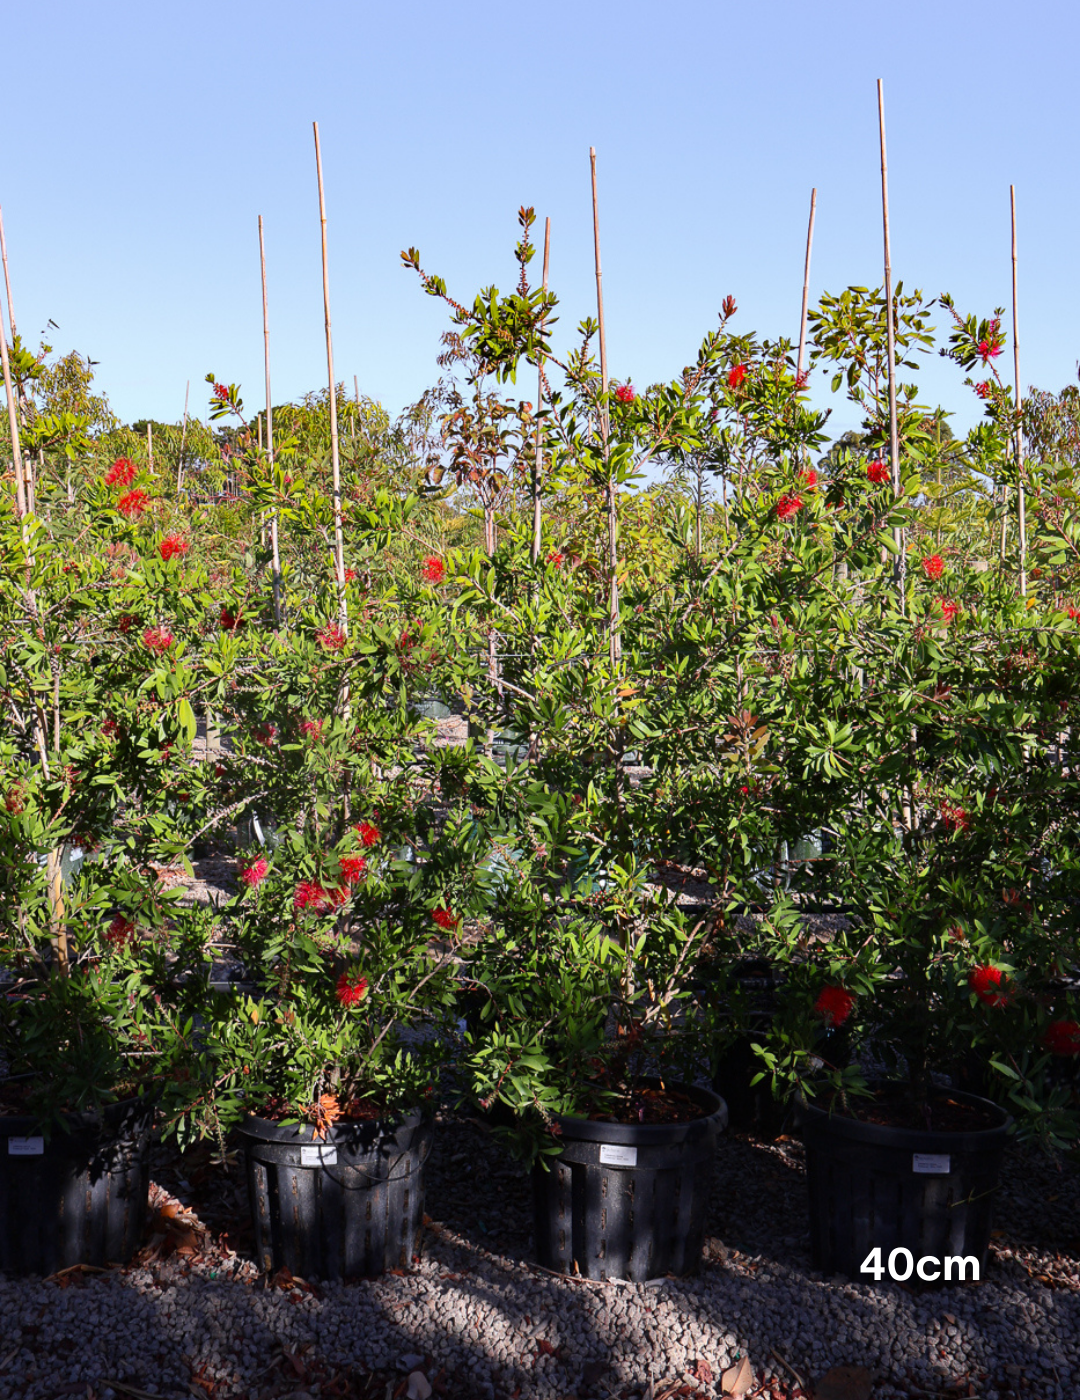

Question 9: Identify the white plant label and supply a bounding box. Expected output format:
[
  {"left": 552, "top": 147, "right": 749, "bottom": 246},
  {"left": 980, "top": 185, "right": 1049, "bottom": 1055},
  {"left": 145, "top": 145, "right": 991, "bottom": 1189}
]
[
  {"left": 301, "top": 1144, "right": 337, "bottom": 1167},
  {"left": 599, "top": 1144, "right": 637, "bottom": 1167},
  {"left": 8, "top": 1137, "right": 45, "bottom": 1156},
  {"left": 913, "top": 1153, "right": 951, "bottom": 1174}
]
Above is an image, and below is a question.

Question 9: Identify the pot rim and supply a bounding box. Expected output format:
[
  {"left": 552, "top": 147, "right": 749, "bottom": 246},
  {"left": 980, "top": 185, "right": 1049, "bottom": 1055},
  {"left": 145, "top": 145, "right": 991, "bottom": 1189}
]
[
  {"left": 551, "top": 1078, "right": 728, "bottom": 1145},
  {"left": 797, "top": 1082, "right": 1012, "bottom": 1151}
]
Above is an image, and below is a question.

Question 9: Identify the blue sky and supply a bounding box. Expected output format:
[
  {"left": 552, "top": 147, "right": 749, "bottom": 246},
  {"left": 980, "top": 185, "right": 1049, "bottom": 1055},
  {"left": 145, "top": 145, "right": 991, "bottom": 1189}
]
[{"left": 5, "top": 2, "right": 1078, "bottom": 445}]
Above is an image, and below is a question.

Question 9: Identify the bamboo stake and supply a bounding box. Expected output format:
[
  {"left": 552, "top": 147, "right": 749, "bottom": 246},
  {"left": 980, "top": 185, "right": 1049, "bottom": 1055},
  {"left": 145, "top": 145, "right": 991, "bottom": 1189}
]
[
  {"left": 0, "top": 204, "right": 16, "bottom": 341},
  {"left": 531, "top": 217, "right": 551, "bottom": 568},
  {"left": 313, "top": 123, "right": 347, "bottom": 634},
  {"left": 795, "top": 188, "right": 817, "bottom": 383},
  {"left": 147, "top": 422, "right": 153, "bottom": 474},
  {"left": 1011, "top": 185, "right": 1026, "bottom": 597},
  {"left": 590, "top": 148, "right": 619, "bottom": 671},
  {"left": 877, "top": 80, "right": 905, "bottom": 608},
  {"left": 176, "top": 380, "right": 190, "bottom": 495},
  {"left": 0, "top": 287, "right": 26, "bottom": 518},
  {"left": 353, "top": 374, "right": 359, "bottom": 439},
  {"left": 259, "top": 215, "right": 283, "bottom": 627}
]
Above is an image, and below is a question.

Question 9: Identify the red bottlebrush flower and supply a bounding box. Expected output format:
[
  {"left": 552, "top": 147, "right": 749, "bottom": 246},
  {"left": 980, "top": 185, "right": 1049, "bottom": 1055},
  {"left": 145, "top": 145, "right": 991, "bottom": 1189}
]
[
  {"left": 339, "top": 855, "right": 366, "bottom": 885},
  {"left": 794, "top": 369, "right": 810, "bottom": 390},
  {"left": 938, "top": 598, "right": 960, "bottom": 624},
  {"left": 547, "top": 550, "right": 565, "bottom": 567},
  {"left": 866, "top": 459, "right": 890, "bottom": 485},
  {"left": 344, "top": 567, "right": 357, "bottom": 583},
  {"left": 975, "top": 381, "right": 992, "bottom": 400},
  {"left": 432, "top": 906, "right": 459, "bottom": 930},
  {"left": 104, "top": 457, "right": 137, "bottom": 488},
  {"left": 253, "top": 723, "right": 277, "bottom": 747},
  {"left": 728, "top": 363, "right": 748, "bottom": 390},
  {"left": 615, "top": 384, "right": 635, "bottom": 404},
  {"left": 969, "top": 964, "right": 1011, "bottom": 1007},
  {"left": 142, "top": 626, "right": 173, "bottom": 654},
  {"left": 922, "top": 554, "right": 944, "bottom": 581},
  {"left": 104, "top": 914, "right": 136, "bottom": 949},
  {"left": 336, "top": 972, "right": 369, "bottom": 1007},
  {"left": 317, "top": 622, "right": 347, "bottom": 651},
  {"left": 356, "top": 820, "right": 380, "bottom": 846},
  {"left": 117, "top": 488, "right": 149, "bottom": 517},
  {"left": 159, "top": 534, "right": 190, "bottom": 562},
  {"left": 293, "top": 881, "right": 330, "bottom": 914},
  {"left": 814, "top": 985, "right": 854, "bottom": 1027},
  {"left": 301, "top": 718, "right": 324, "bottom": 742},
  {"left": 102, "top": 718, "right": 118, "bottom": 738},
  {"left": 420, "top": 556, "right": 445, "bottom": 584},
  {"left": 1068, "top": 605, "right": 1080, "bottom": 622},
  {"left": 800, "top": 468, "right": 818, "bottom": 490},
  {"left": 940, "top": 800, "right": 970, "bottom": 833},
  {"left": 213, "top": 382, "right": 230, "bottom": 400},
  {"left": 776, "top": 493, "right": 804, "bottom": 521},
  {"left": 1044, "top": 1020, "right": 1080, "bottom": 1056},
  {"left": 118, "top": 614, "right": 135, "bottom": 634},
  {"left": 977, "top": 339, "right": 1002, "bottom": 363},
  {"left": 240, "top": 857, "right": 269, "bottom": 888},
  {"left": 219, "top": 606, "right": 241, "bottom": 630}
]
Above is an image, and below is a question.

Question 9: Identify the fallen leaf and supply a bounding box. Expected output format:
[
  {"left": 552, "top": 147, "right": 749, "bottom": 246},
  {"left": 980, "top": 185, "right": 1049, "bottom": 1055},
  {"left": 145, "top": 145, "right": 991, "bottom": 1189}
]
[
  {"left": 406, "top": 1372, "right": 432, "bottom": 1400},
  {"left": 537, "top": 1339, "right": 556, "bottom": 1357},
  {"left": 813, "top": 1364, "right": 874, "bottom": 1400},
  {"left": 691, "top": 1358, "right": 713, "bottom": 1385},
  {"left": 720, "top": 1356, "right": 753, "bottom": 1397}
]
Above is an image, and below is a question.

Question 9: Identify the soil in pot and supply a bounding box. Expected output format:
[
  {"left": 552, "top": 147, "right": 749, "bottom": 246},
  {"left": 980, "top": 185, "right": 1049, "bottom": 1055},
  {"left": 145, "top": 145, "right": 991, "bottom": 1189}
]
[
  {"left": 797, "top": 1084, "right": 1011, "bottom": 1284},
  {"left": 532, "top": 1079, "right": 727, "bottom": 1283},
  {"left": 0, "top": 1091, "right": 155, "bottom": 1275},
  {"left": 239, "top": 1108, "right": 432, "bottom": 1279}
]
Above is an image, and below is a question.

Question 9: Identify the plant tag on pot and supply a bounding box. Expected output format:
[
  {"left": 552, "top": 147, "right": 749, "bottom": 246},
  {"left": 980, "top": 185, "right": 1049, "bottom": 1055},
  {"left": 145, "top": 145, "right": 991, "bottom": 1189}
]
[
  {"left": 301, "top": 1144, "right": 338, "bottom": 1167},
  {"left": 913, "top": 1153, "right": 950, "bottom": 1174},
  {"left": 7, "top": 1136, "right": 45, "bottom": 1155},
  {"left": 599, "top": 1144, "right": 637, "bottom": 1167}
]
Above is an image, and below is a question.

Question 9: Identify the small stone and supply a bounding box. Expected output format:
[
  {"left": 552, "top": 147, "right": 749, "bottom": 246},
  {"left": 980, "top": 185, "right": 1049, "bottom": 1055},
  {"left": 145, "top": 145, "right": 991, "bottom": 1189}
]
[{"left": 406, "top": 1372, "right": 432, "bottom": 1400}]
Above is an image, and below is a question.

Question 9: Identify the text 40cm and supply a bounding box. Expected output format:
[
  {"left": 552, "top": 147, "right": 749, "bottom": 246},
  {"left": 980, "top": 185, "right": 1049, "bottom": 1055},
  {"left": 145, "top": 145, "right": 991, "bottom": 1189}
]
[{"left": 861, "top": 1248, "right": 980, "bottom": 1283}]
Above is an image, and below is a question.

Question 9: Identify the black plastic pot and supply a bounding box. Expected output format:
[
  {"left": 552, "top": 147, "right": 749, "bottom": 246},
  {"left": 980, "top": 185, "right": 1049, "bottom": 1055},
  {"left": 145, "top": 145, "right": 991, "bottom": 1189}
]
[
  {"left": 797, "top": 1085, "right": 1011, "bottom": 1284},
  {"left": 240, "top": 1109, "right": 433, "bottom": 1279},
  {"left": 0, "top": 1093, "right": 154, "bottom": 1275},
  {"left": 532, "top": 1080, "right": 727, "bottom": 1282}
]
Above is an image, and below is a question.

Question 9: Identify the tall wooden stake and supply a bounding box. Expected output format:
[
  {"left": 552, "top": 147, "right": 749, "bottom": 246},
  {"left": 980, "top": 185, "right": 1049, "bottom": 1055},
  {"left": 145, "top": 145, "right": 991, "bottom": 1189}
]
[
  {"left": 353, "top": 374, "right": 359, "bottom": 439},
  {"left": 176, "top": 380, "right": 190, "bottom": 494},
  {"left": 0, "top": 285, "right": 26, "bottom": 518},
  {"left": 313, "top": 123, "right": 347, "bottom": 635},
  {"left": 0, "top": 204, "right": 16, "bottom": 341},
  {"left": 590, "top": 147, "right": 619, "bottom": 670},
  {"left": 1011, "top": 185, "right": 1026, "bottom": 597},
  {"left": 259, "top": 215, "right": 283, "bottom": 627},
  {"left": 878, "top": 80, "right": 904, "bottom": 608},
  {"left": 147, "top": 422, "right": 154, "bottom": 473},
  {"left": 531, "top": 217, "right": 551, "bottom": 568},
  {"left": 796, "top": 188, "right": 817, "bottom": 383}
]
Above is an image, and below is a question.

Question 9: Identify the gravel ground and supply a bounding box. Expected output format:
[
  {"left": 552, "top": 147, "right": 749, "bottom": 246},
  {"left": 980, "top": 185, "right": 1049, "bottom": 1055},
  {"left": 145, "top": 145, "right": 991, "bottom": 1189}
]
[{"left": 2, "top": 1118, "right": 1078, "bottom": 1400}]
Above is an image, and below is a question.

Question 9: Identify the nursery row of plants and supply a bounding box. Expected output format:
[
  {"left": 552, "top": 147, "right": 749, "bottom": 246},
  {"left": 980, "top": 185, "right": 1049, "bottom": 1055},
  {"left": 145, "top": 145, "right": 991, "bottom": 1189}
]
[{"left": 3, "top": 210, "right": 1080, "bottom": 1283}]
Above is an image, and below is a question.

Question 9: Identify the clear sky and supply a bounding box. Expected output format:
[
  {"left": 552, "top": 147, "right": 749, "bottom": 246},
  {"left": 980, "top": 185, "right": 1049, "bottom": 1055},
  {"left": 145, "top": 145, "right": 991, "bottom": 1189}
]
[{"left": 4, "top": 2, "right": 1077, "bottom": 444}]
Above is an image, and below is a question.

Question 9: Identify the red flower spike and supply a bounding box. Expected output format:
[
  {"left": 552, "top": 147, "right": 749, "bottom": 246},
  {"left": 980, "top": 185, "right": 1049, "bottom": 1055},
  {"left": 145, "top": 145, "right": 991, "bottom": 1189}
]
[
  {"left": 776, "top": 493, "right": 804, "bottom": 521},
  {"left": 142, "top": 626, "right": 174, "bottom": 654},
  {"left": 293, "top": 881, "right": 331, "bottom": 915},
  {"left": 219, "top": 607, "right": 241, "bottom": 630},
  {"left": 432, "top": 906, "right": 459, "bottom": 930},
  {"left": 1043, "top": 1020, "right": 1080, "bottom": 1056},
  {"left": 317, "top": 622, "right": 347, "bottom": 651},
  {"left": 547, "top": 550, "right": 565, "bottom": 567},
  {"left": 159, "top": 534, "right": 190, "bottom": 562},
  {"left": 344, "top": 567, "right": 357, "bottom": 584},
  {"left": 356, "top": 821, "right": 380, "bottom": 846},
  {"left": 939, "top": 598, "right": 960, "bottom": 624},
  {"left": 117, "top": 488, "right": 149, "bottom": 517},
  {"left": 975, "top": 381, "right": 992, "bottom": 400},
  {"left": 301, "top": 719, "right": 324, "bottom": 742},
  {"left": 213, "top": 382, "right": 230, "bottom": 400},
  {"left": 104, "top": 914, "right": 136, "bottom": 949},
  {"left": 240, "top": 858, "right": 269, "bottom": 888},
  {"left": 800, "top": 468, "right": 818, "bottom": 490},
  {"left": 969, "top": 965, "right": 1011, "bottom": 1007},
  {"left": 814, "top": 985, "right": 854, "bottom": 1027},
  {"left": 940, "top": 800, "right": 970, "bottom": 833},
  {"left": 922, "top": 555, "right": 945, "bottom": 581},
  {"left": 336, "top": 972, "right": 369, "bottom": 1007},
  {"left": 727, "top": 363, "right": 748, "bottom": 390},
  {"left": 105, "top": 457, "right": 136, "bottom": 488},
  {"left": 253, "top": 723, "right": 277, "bottom": 747},
  {"left": 866, "top": 459, "right": 890, "bottom": 485},
  {"left": 339, "top": 855, "right": 366, "bottom": 885},
  {"left": 615, "top": 384, "right": 635, "bottom": 404},
  {"left": 420, "top": 556, "right": 445, "bottom": 584},
  {"left": 977, "top": 339, "right": 1002, "bottom": 363}
]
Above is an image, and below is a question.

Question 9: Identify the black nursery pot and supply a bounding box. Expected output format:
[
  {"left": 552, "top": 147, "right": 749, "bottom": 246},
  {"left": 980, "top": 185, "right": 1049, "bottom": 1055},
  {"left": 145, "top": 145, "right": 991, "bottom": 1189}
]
[
  {"left": 0, "top": 1093, "right": 155, "bottom": 1276},
  {"left": 240, "top": 1109, "right": 432, "bottom": 1279},
  {"left": 532, "top": 1080, "right": 728, "bottom": 1283},
  {"left": 797, "top": 1085, "right": 1011, "bottom": 1285}
]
